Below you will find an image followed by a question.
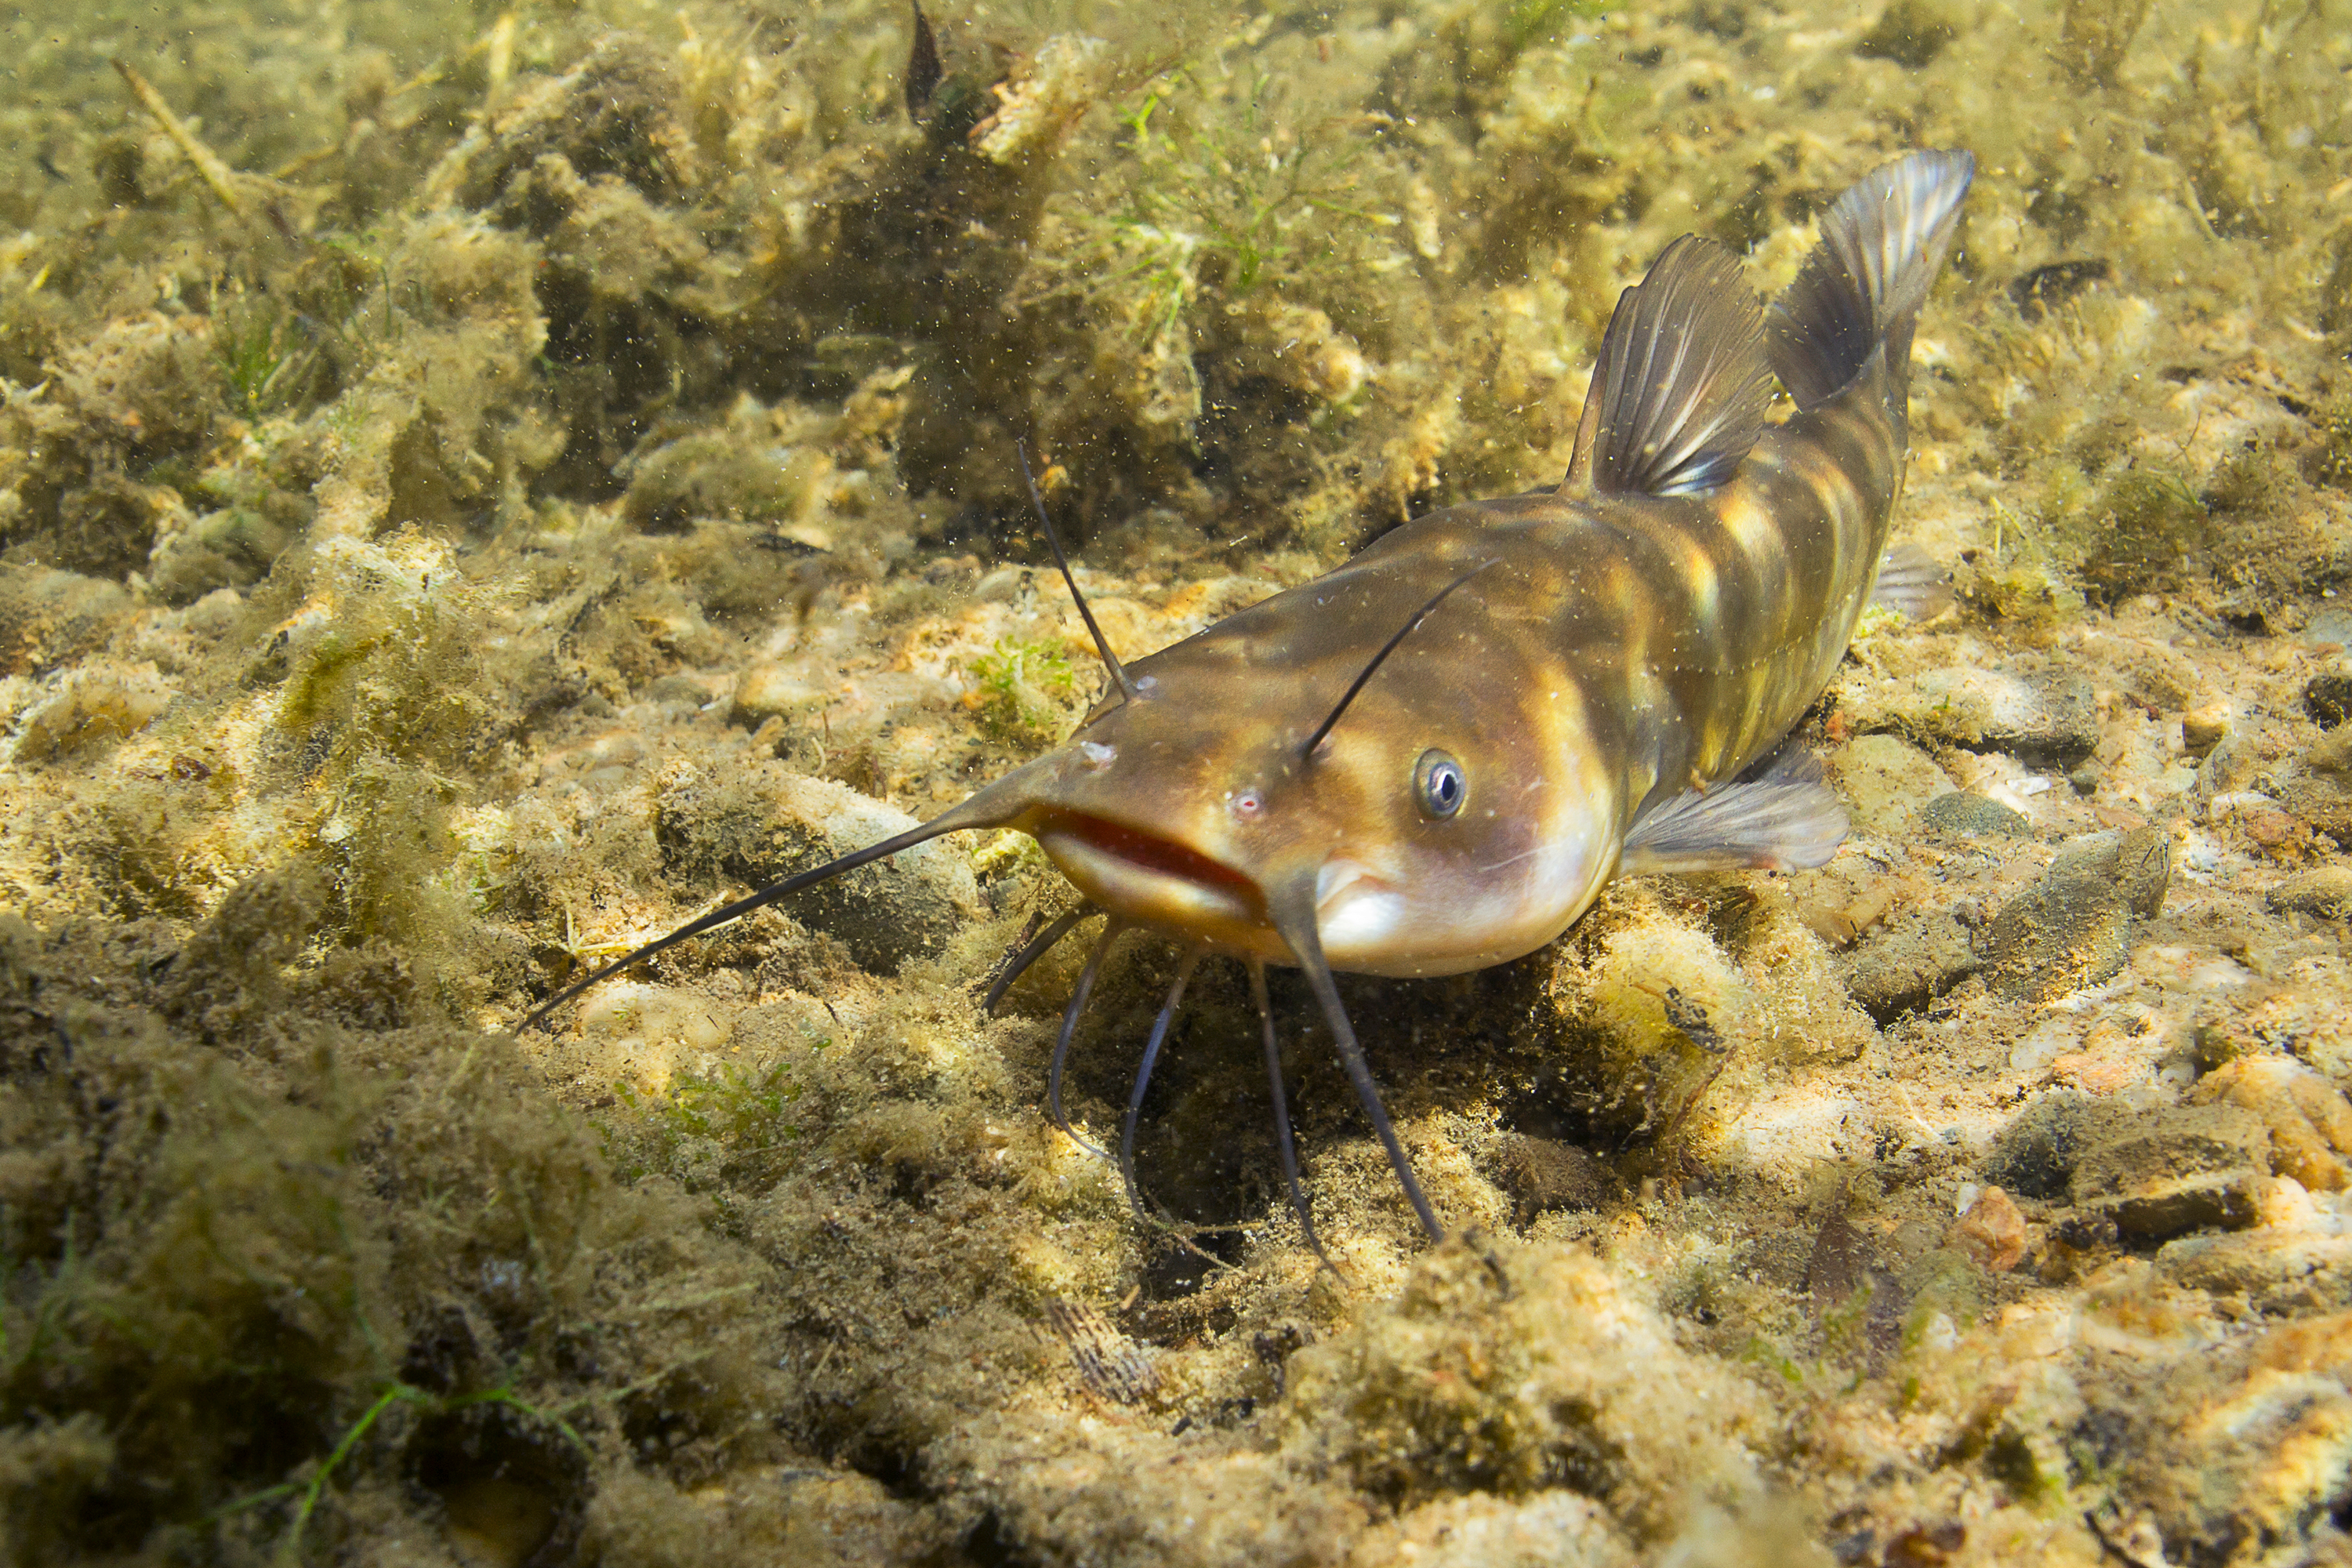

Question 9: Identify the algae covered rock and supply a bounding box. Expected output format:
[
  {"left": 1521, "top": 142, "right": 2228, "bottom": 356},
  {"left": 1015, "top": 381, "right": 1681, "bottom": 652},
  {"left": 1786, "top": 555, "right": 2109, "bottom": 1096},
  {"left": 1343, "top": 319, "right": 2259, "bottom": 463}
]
[
  {"left": 1280, "top": 1240, "right": 1769, "bottom": 1539},
  {"left": 1481, "top": 1132, "right": 1621, "bottom": 1225},
  {"left": 7, "top": 659, "right": 172, "bottom": 760},
  {"left": 1852, "top": 666, "right": 2099, "bottom": 767},
  {"left": 1826, "top": 734, "right": 1956, "bottom": 835},
  {"left": 2071, "top": 1104, "right": 2270, "bottom": 1240},
  {"left": 1836, "top": 908, "right": 1981, "bottom": 1023},
  {"left": 1984, "top": 1091, "right": 2130, "bottom": 1200},
  {"left": 1918, "top": 790, "right": 2032, "bottom": 837},
  {"left": 2306, "top": 666, "right": 2352, "bottom": 728},
  {"left": 655, "top": 758, "right": 978, "bottom": 974},
  {"left": 2190, "top": 1056, "right": 2352, "bottom": 1192},
  {"left": 1543, "top": 909, "right": 1759, "bottom": 1142},
  {"left": 0, "top": 568, "right": 132, "bottom": 676},
  {"left": 2269, "top": 866, "right": 2352, "bottom": 919},
  {"left": 1984, "top": 827, "right": 2171, "bottom": 1000}
]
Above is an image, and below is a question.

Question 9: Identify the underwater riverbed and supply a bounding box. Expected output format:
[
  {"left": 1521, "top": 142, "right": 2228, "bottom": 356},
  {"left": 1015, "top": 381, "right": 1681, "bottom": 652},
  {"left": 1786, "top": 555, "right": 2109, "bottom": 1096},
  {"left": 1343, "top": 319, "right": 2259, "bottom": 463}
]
[{"left": 5, "top": 0, "right": 2352, "bottom": 1563}]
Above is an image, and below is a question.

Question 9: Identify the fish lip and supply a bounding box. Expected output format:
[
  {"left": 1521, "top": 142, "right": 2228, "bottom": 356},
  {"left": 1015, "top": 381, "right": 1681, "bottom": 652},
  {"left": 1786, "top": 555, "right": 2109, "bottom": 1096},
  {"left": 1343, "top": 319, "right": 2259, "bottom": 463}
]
[{"left": 1033, "top": 811, "right": 1265, "bottom": 939}]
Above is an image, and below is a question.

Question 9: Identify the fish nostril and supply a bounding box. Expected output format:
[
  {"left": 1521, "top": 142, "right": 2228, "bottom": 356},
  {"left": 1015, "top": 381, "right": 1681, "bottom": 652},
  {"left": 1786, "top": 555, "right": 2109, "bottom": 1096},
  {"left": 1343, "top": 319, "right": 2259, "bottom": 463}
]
[{"left": 1229, "top": 789, "right": 1265, "bottom": 820}]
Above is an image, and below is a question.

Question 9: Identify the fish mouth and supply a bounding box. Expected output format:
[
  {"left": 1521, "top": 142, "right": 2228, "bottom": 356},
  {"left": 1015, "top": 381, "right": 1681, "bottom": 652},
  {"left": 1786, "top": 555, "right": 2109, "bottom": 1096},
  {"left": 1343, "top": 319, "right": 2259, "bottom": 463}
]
[{"left": 1034, "top": 812, "right": 1269, "bottom": 944}]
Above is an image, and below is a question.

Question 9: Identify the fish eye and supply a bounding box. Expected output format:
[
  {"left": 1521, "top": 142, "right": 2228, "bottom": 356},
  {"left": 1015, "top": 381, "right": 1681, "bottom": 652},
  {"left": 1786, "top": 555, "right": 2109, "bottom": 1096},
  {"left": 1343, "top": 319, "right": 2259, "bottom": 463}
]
[{"left": 1414, "top": 749, "right": 1465, "bottom": 819}]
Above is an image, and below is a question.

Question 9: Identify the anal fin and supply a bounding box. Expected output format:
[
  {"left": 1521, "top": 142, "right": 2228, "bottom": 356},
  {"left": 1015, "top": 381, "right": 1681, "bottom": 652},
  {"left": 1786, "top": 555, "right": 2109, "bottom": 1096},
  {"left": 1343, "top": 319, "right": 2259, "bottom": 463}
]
[
  {"left": 1871, "top": 541, "right": 1954, "bottom": 620},
  {"left": 1622, "top": 750, "right": 1849, "bottom": 876}
]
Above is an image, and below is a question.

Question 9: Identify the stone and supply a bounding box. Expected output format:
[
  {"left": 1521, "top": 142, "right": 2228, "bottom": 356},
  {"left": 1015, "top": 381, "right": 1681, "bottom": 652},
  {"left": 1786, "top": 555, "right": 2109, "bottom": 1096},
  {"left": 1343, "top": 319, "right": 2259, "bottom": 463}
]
[
  {"left": 1918, "top": 792, "right": 2031, "bottom": 837},
  {"left": 1835, "top": 909, "right": 1981, "bottom": 1022},
  {"left": 1983, "top": 1092, "right": 2125, "bottom": 1200},
  {"left": 2307, "top": 728, "right": 2352, "bottom": 777},
  {"left": 9, "top": 661, "right": 175, "bottom": 761},
  {"left": 2158, "top": 1226, "right": 2352, "bottom": 1314},
  {"left": 1882, "top": 666, "right": 2100, "bottom": 766},
  {"left": 2180, "top": 706, "right": 2230, "bottom": 757},
  {"left": 2190, "top": 1057, "right": 2352, "bottom": 1192},
  {"left": 730, "top": 661, "right": 829, "bottom": 728},
  {"left": 2235, "top": 803, "right": 2305, "bottom": 852},
  {"left": 2060, "top": 827, "right": 2173, "bottom": 918},
  {"left": 1485, "top": 1134, "right": 1621, "bottom": 1225},
  {"left": 2274, "top": 775, "right": 2352, "bottom": 848},
  {"left": 654, "top": 760, "right": 980, "bottom": 975},
  {"left": 0, "top": 566, "right": 134, "bottom": 677},
  {"left": 2070, "top": 1104, "right": 2270, "bottom": 1240},
  {"left": 2270, "top": 867, "right": 2352, "bottom": 920},
  {"left": 2305, "top": 667, "right": 2352, "bottom": 728},
  {"left": 1948, "top": 1186, "right": 2029, "bottom": 1272},
  {"left": 2191, "top": 731, "right": 2261, "bottom": 804},
  {"left": 1984, "top": 828, "right": 2170, "bottom": 1000},
  {"left": 1827, "top": 735, "right": 1957, "bottom": 834},
  {"left": 1346, "top": 1494, "right": 1638, "bottom": 1568},
  {"left": 1983, "top": 882, "right": 2132, "bottom": 1002}
]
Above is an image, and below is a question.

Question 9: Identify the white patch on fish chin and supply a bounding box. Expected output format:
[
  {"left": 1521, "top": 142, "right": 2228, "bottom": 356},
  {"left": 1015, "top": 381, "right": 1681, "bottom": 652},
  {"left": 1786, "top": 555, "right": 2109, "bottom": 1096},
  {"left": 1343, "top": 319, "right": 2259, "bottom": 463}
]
[
  {"left": 1316, "top": 818, "right": 1613, "bottom": 978},
  {"left": 1315, "top": 859, "right": 1403, "bottom": 952}
]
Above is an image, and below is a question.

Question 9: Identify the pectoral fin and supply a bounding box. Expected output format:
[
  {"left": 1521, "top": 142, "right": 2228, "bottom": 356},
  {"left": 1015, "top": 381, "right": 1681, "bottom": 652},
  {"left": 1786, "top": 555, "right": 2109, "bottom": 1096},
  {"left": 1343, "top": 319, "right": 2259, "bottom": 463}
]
[
  {"left": 1622, "top": 753, "right": 1849, "bottom": 876},
  {"left": 1870, "top": 541, "right": 1954, "bottom": 620}
]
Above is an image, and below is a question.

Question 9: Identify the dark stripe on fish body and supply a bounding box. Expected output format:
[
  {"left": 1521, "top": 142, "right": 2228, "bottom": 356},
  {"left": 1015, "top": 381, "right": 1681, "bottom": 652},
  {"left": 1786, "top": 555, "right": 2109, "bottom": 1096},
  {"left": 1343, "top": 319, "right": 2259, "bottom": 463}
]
[{"left": 1414, "top": 384, "right": 1910, "bottom": 828}]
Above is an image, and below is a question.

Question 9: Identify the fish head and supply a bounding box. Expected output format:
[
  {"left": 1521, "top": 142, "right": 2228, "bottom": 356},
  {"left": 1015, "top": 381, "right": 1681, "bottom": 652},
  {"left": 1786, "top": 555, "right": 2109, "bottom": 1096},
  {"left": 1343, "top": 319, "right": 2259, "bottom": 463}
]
[{"left": 1004, "top": 564, "right": 1619, "bottom": 977}]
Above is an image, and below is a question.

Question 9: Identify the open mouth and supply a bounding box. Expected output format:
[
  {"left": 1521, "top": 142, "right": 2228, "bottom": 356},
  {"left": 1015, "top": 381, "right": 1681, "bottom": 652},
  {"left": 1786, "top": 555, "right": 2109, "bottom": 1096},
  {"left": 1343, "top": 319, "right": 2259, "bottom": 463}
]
[{"left": 1033, "top": 811, "right": 1263, "bottom": 935}]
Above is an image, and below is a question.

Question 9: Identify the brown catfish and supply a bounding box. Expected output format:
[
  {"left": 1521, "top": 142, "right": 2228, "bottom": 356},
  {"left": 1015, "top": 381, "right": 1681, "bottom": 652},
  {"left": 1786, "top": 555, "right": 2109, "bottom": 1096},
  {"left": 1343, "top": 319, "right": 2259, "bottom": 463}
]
[{"left": 524, "top": 150, "right": 1975, "bottom": 1247}]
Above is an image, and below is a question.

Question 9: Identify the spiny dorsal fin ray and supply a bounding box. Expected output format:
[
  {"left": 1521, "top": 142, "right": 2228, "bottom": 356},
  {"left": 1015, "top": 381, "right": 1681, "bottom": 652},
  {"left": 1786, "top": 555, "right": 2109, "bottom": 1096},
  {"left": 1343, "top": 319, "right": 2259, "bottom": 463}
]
[
  {"left": 1768, "top": 149, "right": 1975, "bottom": 412},
  {"left": 1566, "top": 234, "right": 1772, "bottom": 499},
  {"left": 1621, "top": 745, "right": 1849, "bottom": 877}
]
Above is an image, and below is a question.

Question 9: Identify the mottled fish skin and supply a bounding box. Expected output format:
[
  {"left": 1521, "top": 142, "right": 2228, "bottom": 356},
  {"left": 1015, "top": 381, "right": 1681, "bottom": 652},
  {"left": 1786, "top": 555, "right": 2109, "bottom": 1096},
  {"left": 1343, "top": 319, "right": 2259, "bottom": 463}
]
[{"left": 1007, "top": 150, "right": 1975, "bottom": 977}]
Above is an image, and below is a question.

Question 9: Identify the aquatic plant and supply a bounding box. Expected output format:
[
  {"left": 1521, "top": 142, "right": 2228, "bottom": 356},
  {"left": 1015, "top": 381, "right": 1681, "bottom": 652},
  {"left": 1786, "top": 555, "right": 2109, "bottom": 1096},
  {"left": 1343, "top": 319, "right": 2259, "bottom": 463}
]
[
  {"left": 210, "top": 290, "right": 322, "bottom": 419},
  {"left": 1109, "top": 67, "right": 1397, "bottom": 304},
  {"left": 965, "top": 633, "right": 1080, "bottom": 746},
  {"left": 604, "top": 1057, "right": 814, "bottom": 1238}
]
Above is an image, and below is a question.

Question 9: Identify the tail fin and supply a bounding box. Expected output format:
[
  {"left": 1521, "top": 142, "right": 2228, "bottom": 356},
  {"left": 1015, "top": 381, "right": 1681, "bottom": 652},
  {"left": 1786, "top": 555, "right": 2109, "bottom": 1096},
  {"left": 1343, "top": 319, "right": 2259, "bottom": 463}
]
[{"left": 1766, "top": 150, "right": 1974, "bottom": 411}]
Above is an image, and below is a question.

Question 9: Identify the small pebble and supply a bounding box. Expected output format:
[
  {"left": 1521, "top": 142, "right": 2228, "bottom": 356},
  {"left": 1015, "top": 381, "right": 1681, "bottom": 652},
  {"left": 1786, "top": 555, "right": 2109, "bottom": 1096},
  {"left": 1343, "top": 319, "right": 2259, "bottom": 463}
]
[
  {"left": 2305, "top": 668, "right": 2352, "bottom": 729},
  {"left": 2270, "top": 868, "right": 2352, "bottom": 920},
  {"left": 2182, "top": 706, "right": 2230, "bottom": 757},
  {"left": 2071, "top": 1105, "right": 2270, "bottom": 1240},
  {"left": 1949, "top": 1186, "right": 2029, "bottom": 1272},
  {"left": 1918, "top": 791, "right": 2031, "bottom": 837}
]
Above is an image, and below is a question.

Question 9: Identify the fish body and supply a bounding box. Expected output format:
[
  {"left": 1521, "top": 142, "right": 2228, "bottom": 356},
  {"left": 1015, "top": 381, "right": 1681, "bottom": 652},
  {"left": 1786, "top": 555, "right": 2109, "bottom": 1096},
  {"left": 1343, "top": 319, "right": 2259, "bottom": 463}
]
[
  {"left": 525, "top": 150, "right": 1976, "bottom": 1242},
  {"left": 1007, "top": 153, "right": 1972, "bottom": 979}
]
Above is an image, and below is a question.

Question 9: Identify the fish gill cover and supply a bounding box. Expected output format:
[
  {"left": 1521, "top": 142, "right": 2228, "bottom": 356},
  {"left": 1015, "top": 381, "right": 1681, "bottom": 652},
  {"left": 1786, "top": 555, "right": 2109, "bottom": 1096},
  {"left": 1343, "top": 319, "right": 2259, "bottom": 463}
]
[{"left": 3, "top": 0, "right": 2352, "bottom": 1564}]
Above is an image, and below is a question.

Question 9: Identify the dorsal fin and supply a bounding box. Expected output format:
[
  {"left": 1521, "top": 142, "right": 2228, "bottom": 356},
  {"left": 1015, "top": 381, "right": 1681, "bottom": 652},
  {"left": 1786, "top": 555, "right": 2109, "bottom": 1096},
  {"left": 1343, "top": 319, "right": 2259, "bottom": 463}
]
[
  {"left": 1565, "top": 234, "right": 1772, "bottom": 499},
  {"left": 1767, "top": 149, "right": 1974, "bottom": 411}
]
